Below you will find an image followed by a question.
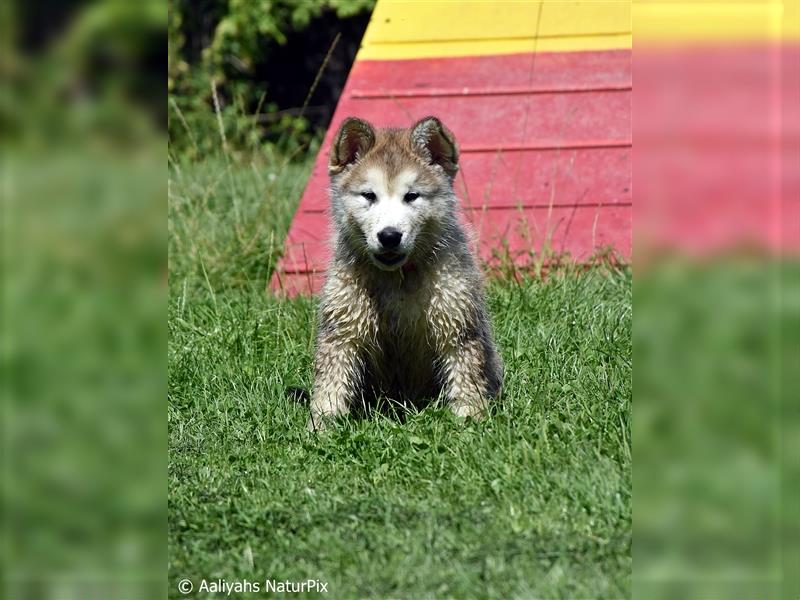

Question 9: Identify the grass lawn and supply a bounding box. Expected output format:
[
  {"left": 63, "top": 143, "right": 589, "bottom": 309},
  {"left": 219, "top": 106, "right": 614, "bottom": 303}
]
[{"left": 168, "top": 155, "right": 632, "bottom": 599}]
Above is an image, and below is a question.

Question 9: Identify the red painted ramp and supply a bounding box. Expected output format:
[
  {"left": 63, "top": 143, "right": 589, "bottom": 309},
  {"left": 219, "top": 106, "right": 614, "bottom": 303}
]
[{"left": 270, "top": 3, "right": 632, "bottom": 296}]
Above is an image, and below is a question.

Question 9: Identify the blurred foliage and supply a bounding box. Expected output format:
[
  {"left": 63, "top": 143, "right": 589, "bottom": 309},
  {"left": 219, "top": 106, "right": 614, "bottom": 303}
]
[
  {"left": 168, "top": 0, "right": 374, "bottom": 160},
  {"left": 633, "top": 258, "right": 795, "bottom": 600},
  {"left": 2, "top": 0, "right": 166, "bottom": 149},
  {"left": 3, "top": 2, "right": 167, "bottom": 597}
]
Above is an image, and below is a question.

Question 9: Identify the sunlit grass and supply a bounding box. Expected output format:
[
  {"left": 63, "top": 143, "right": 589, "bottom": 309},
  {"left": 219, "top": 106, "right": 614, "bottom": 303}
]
[{"left": 168, "top": 156, "right": 632, "bottom": 599}]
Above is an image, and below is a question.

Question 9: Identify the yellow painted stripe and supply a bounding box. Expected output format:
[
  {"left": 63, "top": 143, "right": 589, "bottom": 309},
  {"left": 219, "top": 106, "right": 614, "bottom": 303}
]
[
  {"left": 633, "top": 2, "right": 798, "bottom": 45},
  {"left": 358, "top": 34, "right": 632, "bottom": 60},
  {"left": 358, "top": 0, "right": 632, "bottom": 60}
]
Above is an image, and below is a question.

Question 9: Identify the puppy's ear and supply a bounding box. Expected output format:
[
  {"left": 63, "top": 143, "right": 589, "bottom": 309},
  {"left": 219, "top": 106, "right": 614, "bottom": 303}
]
[
  {"left": 410, "top": 116, "right": 459, "bottom": 178},
  {"left": 329, "top": 117, "right": 375, "bottom": 175}
]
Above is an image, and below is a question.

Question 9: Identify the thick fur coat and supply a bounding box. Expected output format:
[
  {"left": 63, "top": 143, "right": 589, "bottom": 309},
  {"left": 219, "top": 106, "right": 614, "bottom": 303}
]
[{"left": 308, "top": 116, "right": 503, "bottom": 430}]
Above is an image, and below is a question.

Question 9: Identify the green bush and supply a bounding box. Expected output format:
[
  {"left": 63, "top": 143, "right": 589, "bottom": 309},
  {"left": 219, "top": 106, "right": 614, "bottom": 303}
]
[
  {"left": 4, "top": 1, "right": 166, "bottom": 149},
  {"left": 168, "top": 0, "right": 375, "bottom": 161}
]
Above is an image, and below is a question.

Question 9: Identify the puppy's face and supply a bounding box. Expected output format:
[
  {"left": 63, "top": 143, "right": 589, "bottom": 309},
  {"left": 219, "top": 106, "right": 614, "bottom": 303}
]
[
  {"left": 339, "top": 163, "right": 442, "bottom": 271},
  {"left": 329, "top": 117, "right": 460, "bottom": 271}
]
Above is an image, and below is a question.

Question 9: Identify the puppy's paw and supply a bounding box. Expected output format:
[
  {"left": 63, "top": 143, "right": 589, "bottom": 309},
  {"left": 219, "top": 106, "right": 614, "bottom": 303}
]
[
  {"left": 306, "top": 413, "right": 336, "bottom": 433},
  {"left": 449, "top": 401, "right": 486, "bottom": 420},
  {"left": 306, "top": 415, "right": 324, "bottom": 433}
]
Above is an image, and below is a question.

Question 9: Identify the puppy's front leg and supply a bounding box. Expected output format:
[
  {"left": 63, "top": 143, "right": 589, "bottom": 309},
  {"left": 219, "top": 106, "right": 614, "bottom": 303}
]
[
  {"left": 438, "top": 334, "right": 491, "bottom": 419},
  {"left": 308, "top": 275, "right": 376, "bottom": 432},
  {"left": 308, "top": 332, "right": 363, "bottom": 431}
]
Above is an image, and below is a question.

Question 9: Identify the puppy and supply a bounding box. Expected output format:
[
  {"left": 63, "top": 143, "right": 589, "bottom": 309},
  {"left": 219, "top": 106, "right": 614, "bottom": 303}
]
[{"left": 308, "top": 116, "right": 502, "bottom": 430}]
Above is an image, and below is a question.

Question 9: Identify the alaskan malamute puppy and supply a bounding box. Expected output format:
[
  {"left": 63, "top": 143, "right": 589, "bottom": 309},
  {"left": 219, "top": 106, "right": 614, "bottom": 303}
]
[{"left": 308, "top": 116, "right": 503, "bottom": 431}]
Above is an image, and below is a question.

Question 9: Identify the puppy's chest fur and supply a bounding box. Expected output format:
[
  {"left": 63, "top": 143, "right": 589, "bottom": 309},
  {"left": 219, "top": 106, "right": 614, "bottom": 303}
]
[{"left": 367, "top": 281, "right": 439, "bottom": 401}]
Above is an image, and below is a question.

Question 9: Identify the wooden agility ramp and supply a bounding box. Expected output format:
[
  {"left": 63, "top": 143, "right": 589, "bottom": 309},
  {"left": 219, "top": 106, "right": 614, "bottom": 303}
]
[{"left": 270, "top": 1, "right": 632, "bottom": 295}]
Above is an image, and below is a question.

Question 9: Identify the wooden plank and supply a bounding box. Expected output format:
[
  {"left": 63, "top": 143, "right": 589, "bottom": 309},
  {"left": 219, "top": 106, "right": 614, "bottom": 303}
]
[
  {"left": 472, "top": 205, "right": 631, "bottom": 264},
  {"left": 633, "top": 2, "right": 794, "bottom": 45},
  {"left": 361, "top": 0, "right": 631, "bottom": 59},
  {"left": 274, "top": 204, "right": 631, "bottom": 276},
  {"left": 301, "top": 147, "right": 632, "bottom": 211},
  {"left": 352, "top": 50, "right": 631, "bottom": 91},
  {"left": 455, "top": 147, "right": 631, "bottom": 210},
  {"left": 344, "top": 90, "right": 631, "bottom": 147}
]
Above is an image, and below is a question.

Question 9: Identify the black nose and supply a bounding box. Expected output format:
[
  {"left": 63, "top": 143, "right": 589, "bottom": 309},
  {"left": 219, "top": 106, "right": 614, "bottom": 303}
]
[{"left": 377, "top": 227, "right": 402, "bottom": 249}]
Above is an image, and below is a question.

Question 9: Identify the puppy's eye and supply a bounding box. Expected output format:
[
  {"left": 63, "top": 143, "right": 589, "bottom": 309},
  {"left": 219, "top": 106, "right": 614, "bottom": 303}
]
[
  {"left": 404, "top": 192, "right": 420, "bottom": 203},
  {"left": 361, "top": 191, "right": 377, "bottom": 202}
]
